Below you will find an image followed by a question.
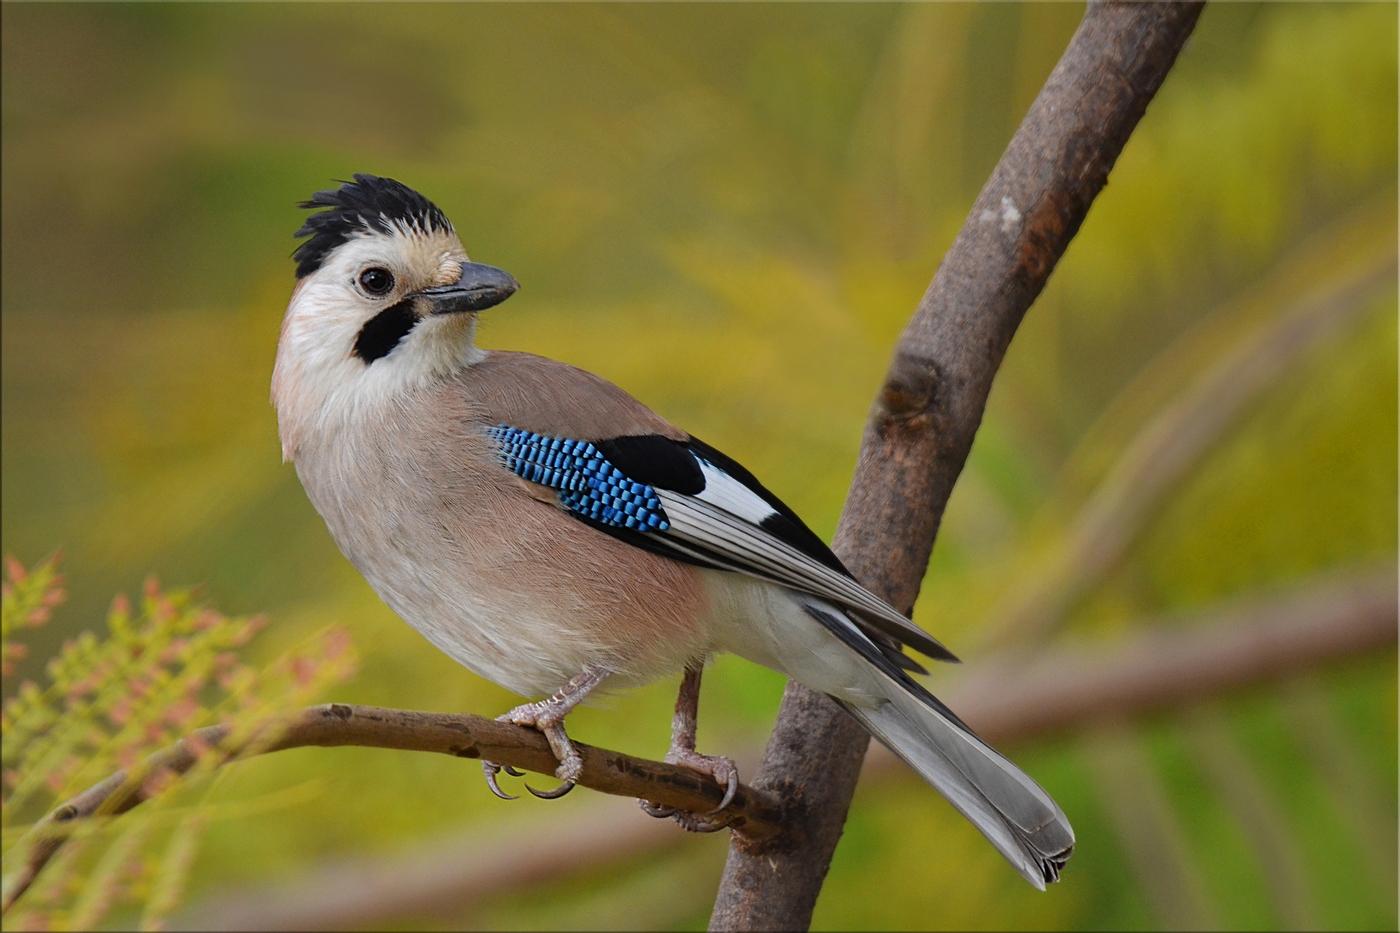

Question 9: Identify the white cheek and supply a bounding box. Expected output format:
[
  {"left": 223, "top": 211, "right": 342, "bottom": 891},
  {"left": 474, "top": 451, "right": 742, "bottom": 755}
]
[
  {"left": 276, "top": 287, "right": 481, "bottom": 439},
  {"left": 274, "top": 230, "right": 482, "bottom": 455}
]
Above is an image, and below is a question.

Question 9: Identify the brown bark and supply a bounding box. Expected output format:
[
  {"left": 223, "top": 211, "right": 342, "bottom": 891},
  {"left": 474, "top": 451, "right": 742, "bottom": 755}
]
[
  {"left": 708, "top": 3, "right": 1205, "bottom": 929},
  {"left": 4, "top": 2, "right": 1214, "bottom": 923},
  {"left": 0, "top": 705, "right": 784, "bottom": 914},
  {"left": 179, "top": 565, "right": 1395, "bottom": 931},
  {"left": 10, "top": 560, "right": 1387, "bottom": 923}
]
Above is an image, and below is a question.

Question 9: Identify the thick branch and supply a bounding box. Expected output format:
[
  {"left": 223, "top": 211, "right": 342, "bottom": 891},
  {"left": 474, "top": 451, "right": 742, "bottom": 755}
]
[
  {"left": 0, "top": 705, "right": 784, "bottom": 913},
  {"left": 709, "top": 3, "right": 1204, "bottom": 929},
  {"left": 5, "top": 4, "right": 1211, "bottom": 924}
]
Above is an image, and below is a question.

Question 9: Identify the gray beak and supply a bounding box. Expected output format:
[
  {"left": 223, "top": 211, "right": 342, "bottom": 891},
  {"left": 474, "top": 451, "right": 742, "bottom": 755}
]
[{"left": 421, "top": 261, "right": 519, "bottom": 315}]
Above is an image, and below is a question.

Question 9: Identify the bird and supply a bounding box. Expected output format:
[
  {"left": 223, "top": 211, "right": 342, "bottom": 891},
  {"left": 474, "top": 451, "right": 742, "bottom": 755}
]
[{"left": 271, "top": 173, "right": 1074, "bottom": 888}]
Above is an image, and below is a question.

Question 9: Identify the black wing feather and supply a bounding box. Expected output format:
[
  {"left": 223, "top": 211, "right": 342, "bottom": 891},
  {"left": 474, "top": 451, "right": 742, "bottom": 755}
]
[
  {"left": 594, "top": 435, "right": 705, "bottom": 494},
  {"left": 497, "top": 426, "right": 952, "bottom": 665},
  {"left": 597, "top": 434, "right": 851, "bottom": 578},
  {"left": 687, "top": 436, "right": 851, "bottom": 577}
]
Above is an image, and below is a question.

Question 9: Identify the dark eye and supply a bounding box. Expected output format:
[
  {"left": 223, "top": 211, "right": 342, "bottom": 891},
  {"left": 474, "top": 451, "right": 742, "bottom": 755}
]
[{"left": 358, "top": 267, "right": 395, "bottom": 296}]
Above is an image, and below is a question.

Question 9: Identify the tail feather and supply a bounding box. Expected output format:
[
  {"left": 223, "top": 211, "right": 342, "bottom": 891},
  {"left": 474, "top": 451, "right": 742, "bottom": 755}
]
[
  {"left": 839, "top": 685, "right": 1074, "bottom": 888},
  {"left": 719, "top": 586, "right": 1073, "bottom": 887}
]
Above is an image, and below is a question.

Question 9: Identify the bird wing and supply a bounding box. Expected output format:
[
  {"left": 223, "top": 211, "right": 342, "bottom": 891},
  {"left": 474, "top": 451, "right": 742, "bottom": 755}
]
[{"left": 463, "top": 353, "right": 954, "bottom": 664}]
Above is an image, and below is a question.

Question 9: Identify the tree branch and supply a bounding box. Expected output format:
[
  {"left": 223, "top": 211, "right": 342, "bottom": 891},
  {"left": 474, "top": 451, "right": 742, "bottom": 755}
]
[
  {"left": 945, "top": 564, "right": 1396, "bottom": 745},
  {"left": 0, "top": 705, "right": 785, "bottom": 914},
  {"left": 982, "top": 246, "right": 1395, "bottom": 650},
  {"left": 5, "top": 3, "right": 1212, "bottom": 924},
  {"left": 11, "top": 559, "right": 1388, "bottom": 924},
  {"left": 179, "top": 565, "right": 1395, "bottom": 931},
  {"left": 709, "top": 2, "right": 1204, "bottom": 928}
]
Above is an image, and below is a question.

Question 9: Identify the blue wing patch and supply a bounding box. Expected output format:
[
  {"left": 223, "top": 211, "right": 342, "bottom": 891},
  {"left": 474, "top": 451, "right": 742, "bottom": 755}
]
[{"left": 487, "top": 425, "right": 670, "bottom": 532}]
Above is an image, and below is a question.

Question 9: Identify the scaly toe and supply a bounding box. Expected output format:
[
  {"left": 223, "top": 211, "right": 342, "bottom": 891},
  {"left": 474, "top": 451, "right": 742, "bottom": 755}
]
[
  {"left": 554, "top": 750, "right": 584, "bottom": 785},
  {"left": 668, "top": 751, "right": 739, "bottom": 814},
  {"left": 499, "top": 707, "right": 539, "bottom": 729}
]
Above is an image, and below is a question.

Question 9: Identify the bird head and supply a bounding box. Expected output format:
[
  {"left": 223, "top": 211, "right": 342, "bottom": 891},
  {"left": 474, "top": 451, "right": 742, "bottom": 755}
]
[{"left": 272, "top": 174, "right": 517, "bottom": 459}]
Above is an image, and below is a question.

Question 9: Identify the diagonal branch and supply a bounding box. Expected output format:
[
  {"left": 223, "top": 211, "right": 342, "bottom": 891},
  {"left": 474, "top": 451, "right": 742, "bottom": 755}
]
[
  {"left": 0, "top": 705, "right": 785, "bottom": 914},
  {"left": 982, "top": 247, "right": 1395, "bottom": 650},
  {"left": 6, "top": 5, "right": 1210, "bottom": 926},
  {"left": 709, "top": 3, "right": 1205, "bottom": 929}
]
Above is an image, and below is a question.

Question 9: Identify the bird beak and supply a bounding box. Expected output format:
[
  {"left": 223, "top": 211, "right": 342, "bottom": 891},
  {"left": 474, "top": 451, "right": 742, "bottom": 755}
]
[{"left": 420, "top": 261, "right": 519, "bottom": 315}]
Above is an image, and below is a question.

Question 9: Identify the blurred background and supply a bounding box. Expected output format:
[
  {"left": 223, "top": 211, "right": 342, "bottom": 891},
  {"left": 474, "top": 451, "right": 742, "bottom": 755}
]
[{"left": 2, "top": 3, "right": 1395, "bottom": 930}]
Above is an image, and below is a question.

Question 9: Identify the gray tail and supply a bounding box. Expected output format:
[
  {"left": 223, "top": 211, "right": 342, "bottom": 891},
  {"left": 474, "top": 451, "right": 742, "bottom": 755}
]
[{"left": 839, "top": 684, "right": 1075, "bottom": 889}]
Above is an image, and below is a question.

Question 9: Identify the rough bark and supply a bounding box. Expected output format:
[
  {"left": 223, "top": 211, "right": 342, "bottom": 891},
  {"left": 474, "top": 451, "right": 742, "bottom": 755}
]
[
  {"left": 708, "top": 3, "right": 1205, "bottom": 929},
  {"left": 0, "top": 705, "right": 785, "bottom": 913},
  {"left": 3, "top": 2, "right": 1211, "bottom": 924},
  {"left": 10, "top": 557, "right": 1387, "bottom": 923},
  {"left": 179, "top": 566, "right": 1394, "bottom": 931}
]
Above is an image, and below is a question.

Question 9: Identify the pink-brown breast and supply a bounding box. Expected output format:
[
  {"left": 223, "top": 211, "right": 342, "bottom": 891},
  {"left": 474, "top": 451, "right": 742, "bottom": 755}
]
[{"left": 341, "top": 358, "right": 718, "bottom": 692}]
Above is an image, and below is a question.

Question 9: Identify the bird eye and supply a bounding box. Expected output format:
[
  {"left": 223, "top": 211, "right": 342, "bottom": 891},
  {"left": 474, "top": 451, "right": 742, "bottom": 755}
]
[{"left": 358, "top": 267, "right": 395, "bottom": 296}]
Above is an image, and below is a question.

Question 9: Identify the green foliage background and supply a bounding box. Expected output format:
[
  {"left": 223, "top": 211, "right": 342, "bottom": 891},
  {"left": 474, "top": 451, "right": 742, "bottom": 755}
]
[{"left": 2, "top": 3, "right": 1395, "bottom": 930}]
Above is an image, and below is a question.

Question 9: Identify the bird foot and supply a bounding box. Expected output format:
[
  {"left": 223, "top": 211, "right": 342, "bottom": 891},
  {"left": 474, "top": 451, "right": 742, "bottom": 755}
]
[
  {"left": 637, "top": 797, "right": 735, "bottom": 832},
  {"left": 639, "top": 749, "right": 740, "bottom": 832},
  {"left": 481, "top": 692, "right": 591, "bottom": 801}
]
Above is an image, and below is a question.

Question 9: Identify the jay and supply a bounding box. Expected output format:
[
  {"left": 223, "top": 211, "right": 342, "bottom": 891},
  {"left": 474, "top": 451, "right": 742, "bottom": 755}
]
[{"left": 272, "top": 174, "right": 1074, "bottom": 888}]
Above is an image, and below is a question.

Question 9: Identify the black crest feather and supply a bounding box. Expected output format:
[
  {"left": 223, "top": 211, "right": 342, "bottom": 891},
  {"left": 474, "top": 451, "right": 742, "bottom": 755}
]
[{"left": 292, "top": 173, "right": 453, "bottom": 278}]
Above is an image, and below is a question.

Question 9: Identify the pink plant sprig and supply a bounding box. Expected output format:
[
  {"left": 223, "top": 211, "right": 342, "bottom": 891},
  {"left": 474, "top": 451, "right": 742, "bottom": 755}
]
[
  {"left": 0, "top": 554, "right": 66, "bottom": 678},
  {"left": 1, "top": 558, "right": 356, "bottom": 932}
]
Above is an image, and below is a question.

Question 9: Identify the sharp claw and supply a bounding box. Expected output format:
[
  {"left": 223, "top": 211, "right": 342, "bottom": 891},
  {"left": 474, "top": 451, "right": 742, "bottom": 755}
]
[
  {"left": 503, "top": 765, "right": 525, "bottom": 777},
  {"left": 639, "top": 799, "right": 676, "bottom": 819},
  {"left": 483, "top": 763, "right": 519, "bottom": 801},
  {"left": 711, "top": 771, "right": 738, "bottom": 814},
  {"left": 526, "top": 779, "right": 576, "bottom": 800}
]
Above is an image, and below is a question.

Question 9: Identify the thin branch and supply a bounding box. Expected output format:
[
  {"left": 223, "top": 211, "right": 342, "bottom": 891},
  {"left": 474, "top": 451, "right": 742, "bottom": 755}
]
[
  {"left": 178, "top": 565, "right": 1395, "bottom": 931},
  {"left": 710, "top": 3, "right": 1204, "bottom": 928},
  {"left": 1, "top": 705, "right": 785, "bottom": 914},
  {"left": 952, "top": 564, "right": 1396, "bottom": 744},
  {"left": 981, "top": 247, "right": 1395, "bottom": 650}
]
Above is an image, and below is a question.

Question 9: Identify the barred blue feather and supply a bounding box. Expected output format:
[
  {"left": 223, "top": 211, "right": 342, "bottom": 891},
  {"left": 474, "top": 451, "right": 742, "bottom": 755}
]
[{"left": 487, "top": 425, "right": 670, "bottom": 532}]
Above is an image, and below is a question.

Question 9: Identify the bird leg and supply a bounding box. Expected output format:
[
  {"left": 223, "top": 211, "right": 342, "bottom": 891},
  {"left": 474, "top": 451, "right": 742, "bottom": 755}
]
[
  {"left": 638, "top": 663, "right": 739, "bottom": 832},
  {"left": 483, "top": 666, "right": 608, "bottom": 801}
]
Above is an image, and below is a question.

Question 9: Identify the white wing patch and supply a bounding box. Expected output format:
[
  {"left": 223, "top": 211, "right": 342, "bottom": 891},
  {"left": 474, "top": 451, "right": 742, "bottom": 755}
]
[
  {"left": 654, "top": 490, "right": 938, "bottom": 651},
  {"left": 694, "top": 459, "right": 779, "bottom": 523}
]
